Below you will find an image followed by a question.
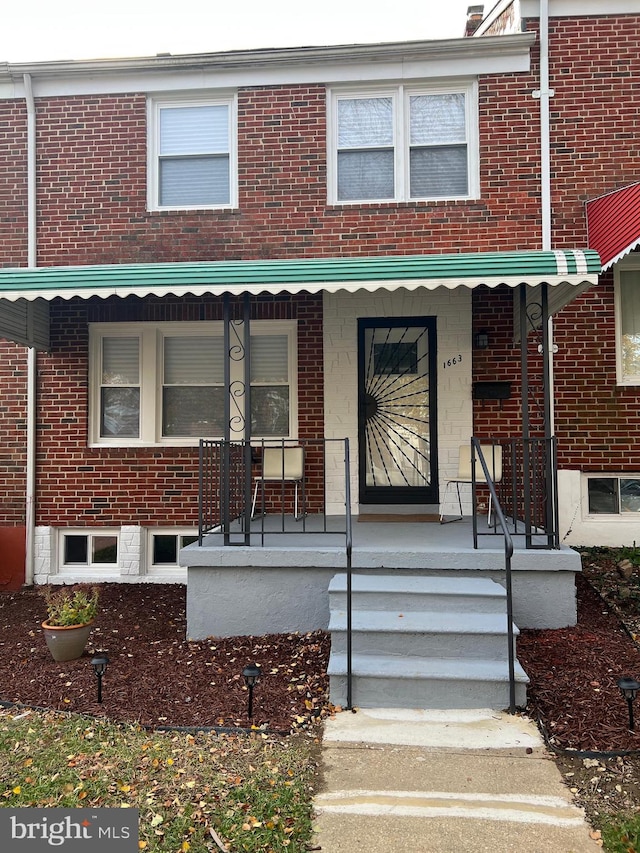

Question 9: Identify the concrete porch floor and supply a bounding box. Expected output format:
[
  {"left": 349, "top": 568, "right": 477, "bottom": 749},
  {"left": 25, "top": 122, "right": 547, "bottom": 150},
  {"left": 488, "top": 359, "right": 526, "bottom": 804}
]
[
  {"left": 182, "top": 513, "right": 576, "bottom": 572},
  {"left": 182, "top": 514, "right": 582, "bottom": 638}
]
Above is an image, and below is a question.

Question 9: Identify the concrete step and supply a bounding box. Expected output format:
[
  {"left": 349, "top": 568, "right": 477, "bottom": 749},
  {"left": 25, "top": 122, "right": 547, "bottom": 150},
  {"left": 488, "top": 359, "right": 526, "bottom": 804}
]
[
  {"left": 329, "top": 609, "right": 517, "bottom": 660},
  {"left": 328, "top": 653, "right": 529, "bottom": 710},
  {"left": 328, "top": 573, "right": 507, "bottom": 614}
]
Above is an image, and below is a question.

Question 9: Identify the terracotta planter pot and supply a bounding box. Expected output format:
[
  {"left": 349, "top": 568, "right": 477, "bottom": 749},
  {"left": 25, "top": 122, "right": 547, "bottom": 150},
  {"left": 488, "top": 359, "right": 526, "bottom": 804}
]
[{"left": 42, "top": 620, "right": 94, "bottom": 662}]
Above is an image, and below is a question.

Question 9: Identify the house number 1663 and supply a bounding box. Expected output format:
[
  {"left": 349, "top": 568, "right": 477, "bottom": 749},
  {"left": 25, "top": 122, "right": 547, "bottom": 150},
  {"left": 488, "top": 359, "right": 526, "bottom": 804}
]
[{"left": 443, "top": 354, "right": 463, "bottom": 369}]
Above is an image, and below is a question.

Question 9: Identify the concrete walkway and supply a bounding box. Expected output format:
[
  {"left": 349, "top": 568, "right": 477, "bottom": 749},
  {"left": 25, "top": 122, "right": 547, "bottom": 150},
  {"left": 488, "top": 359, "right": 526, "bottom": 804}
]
[{"left": 312, "top": 708, "right": 601, "bottom": 853}]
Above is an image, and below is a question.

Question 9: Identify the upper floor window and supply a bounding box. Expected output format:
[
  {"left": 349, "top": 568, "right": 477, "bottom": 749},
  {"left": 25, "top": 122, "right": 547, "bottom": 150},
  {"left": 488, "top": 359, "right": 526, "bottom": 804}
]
[
  {"left": 328, "top": 83, "right": 478, "bottom": 204},
  {"left": 89, "top": 321, "right": 297, "bottom": 447},
  {"left": 148, "top": 96, "right": 237, "bottom": 211},
  {"left": 615, "top": 261, "right": 640, "bottom": 385}
]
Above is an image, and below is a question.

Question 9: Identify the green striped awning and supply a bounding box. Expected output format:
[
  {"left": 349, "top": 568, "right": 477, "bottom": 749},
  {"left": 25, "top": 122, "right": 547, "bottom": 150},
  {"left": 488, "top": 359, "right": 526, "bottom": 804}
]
[
  {"left": 0, "top": 249, "right": 600, "bottom": 350},
  {"left": 0, "top": 249, "right": 600, "bottom": 301}
]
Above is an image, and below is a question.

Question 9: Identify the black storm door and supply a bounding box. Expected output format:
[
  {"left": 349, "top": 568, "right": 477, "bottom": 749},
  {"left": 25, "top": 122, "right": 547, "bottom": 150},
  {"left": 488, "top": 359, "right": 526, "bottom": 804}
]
[{"left": 357, "top": 317, "right": 438, "bottom": 505}]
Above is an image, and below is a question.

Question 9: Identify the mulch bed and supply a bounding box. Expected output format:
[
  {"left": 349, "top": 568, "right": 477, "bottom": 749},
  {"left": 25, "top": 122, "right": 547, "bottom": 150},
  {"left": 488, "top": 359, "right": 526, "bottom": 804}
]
[
  {"left": 0, "top": 584, "right": 330, "bottom": 733},
  {"left": 518, "top": 573, "right": 640, "bottom": 753},
  {"left": 3, "top": 570, "right": 640, "bottom": 753}
]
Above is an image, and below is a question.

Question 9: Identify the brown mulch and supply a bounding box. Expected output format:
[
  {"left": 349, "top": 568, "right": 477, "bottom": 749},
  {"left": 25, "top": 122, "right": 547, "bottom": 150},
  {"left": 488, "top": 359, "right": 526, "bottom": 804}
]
[
  {"left": 2, "top": 562, "right": 640, "bottom": 753},
  {"left": 0, "top": 584, "right": 331, "bottom": 733},
  {"left": 518, "top": 573, "right": 640, "bottom": 754}
]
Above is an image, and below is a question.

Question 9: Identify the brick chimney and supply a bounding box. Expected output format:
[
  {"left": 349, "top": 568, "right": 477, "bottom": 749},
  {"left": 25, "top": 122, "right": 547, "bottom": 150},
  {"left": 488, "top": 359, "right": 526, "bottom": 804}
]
[{"left": 465, "top": 5, "right": 485, "bottom": 36}]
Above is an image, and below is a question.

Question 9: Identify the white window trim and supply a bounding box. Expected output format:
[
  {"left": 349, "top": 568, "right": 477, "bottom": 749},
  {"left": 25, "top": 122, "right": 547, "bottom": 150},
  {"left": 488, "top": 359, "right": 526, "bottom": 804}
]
[
  {"left": 89, "top": 320, "right": 298, "bottom": 447},
  {"left": 58, "top": 529, "right": 120, "bottom": 571},
  {"left": 147, "top": 93, "right": 238, "bottom": 212},
  {"left": 327, "top": 81, "right": 479, "bottom": 205},
  {"left": 614, "top": 256, "right": 640, "bottom": 385},
  {"left": 147, "top": 528, "right": 197, "bottom": 574},
  {"left": 582, "top": 473, "right": 640, "bottom": 519}
]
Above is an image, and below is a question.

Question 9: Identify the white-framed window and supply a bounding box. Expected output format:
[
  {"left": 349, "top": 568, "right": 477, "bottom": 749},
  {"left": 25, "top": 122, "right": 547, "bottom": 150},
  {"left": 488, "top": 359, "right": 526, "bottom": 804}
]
[
  {"left": 89, "top": 321, "right": 298, "bottom": 446},
  {"left": 585, "top": 476, "right": 640, "bottom": 515},
  {"left": 147, "top": 95, "right": 237, "bottom": 211},
  {"left": 147, "top": 529, "right": 198, "bottom": 573},
  {"left": 327, "top": 82, "right": 478, "bottom": 204},
  {"left": 60, "top": 531, "right": 119, "bottom": 569},
  {"left": 615, "top": 259, "right": 640, "bottom": 385}
]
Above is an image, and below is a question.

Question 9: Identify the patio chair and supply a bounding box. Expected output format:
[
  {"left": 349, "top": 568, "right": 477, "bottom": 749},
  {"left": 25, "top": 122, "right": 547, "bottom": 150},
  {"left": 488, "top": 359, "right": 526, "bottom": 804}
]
[
  {"left": 440, "top": 444, "right": 503, "bottom": 524},
  {"left": 251, "top": 446, "right": 305, "bottom": 520}
]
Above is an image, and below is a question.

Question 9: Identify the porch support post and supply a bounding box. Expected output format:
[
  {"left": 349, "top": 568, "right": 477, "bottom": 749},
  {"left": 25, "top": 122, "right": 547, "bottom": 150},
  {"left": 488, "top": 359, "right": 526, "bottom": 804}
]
[
  {"left": 519, "top": 284, "right": 532, "bottom": 545},
  {"left": 222, "top": 294, "right": 232, "bottom": 544},
  {"left": 243, "top": 293, "right": 252, "bottom": 544},
  {"left": 540, "top": 283, "right": 558, "bottom": 546}
]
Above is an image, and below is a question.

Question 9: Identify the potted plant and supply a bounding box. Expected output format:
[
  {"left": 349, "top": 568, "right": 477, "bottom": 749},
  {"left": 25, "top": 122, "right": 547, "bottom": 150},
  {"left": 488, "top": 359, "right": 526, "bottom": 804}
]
[{"left": 41, "top": 585, "right": 100, "bottom": 662}]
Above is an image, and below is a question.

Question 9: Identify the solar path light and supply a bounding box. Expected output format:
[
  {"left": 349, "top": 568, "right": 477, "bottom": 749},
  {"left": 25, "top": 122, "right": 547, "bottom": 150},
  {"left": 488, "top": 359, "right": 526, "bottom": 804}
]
[
  {"left": 617, "top": 676, "right": 640, "bottom": 731},
  {"left": 242, "top": 663, "right": 262, "bottom": 719},
  {"left": 91, "top": 654, "right": 109, "bottom": 704}
]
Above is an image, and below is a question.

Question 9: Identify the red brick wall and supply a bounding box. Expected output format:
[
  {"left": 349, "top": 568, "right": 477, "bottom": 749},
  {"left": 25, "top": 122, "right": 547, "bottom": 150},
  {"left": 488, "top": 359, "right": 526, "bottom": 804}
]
[
  {"left": 0, "top": 77, "right": 543, "bottom": 271},
  {"left": 0, "top": 101, "right": 28, "bottom": 264},
  {"left": 473, "top": 14, "right": 640, "bottom": 475},
  {"left": 0, "top": 342, "right": 28, "bottom": 524}
]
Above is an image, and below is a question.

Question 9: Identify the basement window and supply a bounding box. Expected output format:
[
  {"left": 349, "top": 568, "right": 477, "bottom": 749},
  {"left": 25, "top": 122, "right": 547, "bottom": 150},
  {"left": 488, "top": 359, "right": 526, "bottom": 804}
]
[
  {"left": 587, "top": 477, "right": 640, "bottom": 515},
  {"left": 149, "top": 531, "right": 198, "bottom": 570},
  {"left": 61, "top": 532, "right": 119, "bottom": 568}
]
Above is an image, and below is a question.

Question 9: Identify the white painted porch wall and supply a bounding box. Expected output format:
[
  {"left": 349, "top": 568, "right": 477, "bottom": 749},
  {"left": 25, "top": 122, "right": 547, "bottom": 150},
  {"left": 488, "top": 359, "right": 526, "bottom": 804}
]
[
  {"left": 322, "top": 287, "right": 473, "bottom": 515},
  {"left": 558, "top": 469, "right": 640, "bottom": 547}
]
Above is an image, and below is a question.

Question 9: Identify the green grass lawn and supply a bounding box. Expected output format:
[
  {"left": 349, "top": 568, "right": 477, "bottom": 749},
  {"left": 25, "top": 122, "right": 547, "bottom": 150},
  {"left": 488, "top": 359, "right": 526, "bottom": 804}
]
[{"left": 0, "top": 707, "right": 319, "bottom": 852}]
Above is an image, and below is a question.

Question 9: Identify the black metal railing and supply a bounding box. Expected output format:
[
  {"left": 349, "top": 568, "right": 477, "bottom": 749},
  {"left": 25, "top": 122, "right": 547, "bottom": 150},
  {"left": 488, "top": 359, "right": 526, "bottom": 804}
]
[
  {"left": 472, "top": 436, "right": 559, "bottom": 550},
  {"left": 471, "top": 438, "right": 517, "bottom": 714},
  {"left": 198, "top": 437, "right": 352, "bottom": 549}
]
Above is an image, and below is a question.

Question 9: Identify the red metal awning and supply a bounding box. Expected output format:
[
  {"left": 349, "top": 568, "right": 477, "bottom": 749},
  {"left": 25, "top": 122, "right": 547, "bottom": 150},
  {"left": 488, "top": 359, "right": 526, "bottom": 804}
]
[{"left": 586, "top": 182, "right": 640, "bottom": 270}]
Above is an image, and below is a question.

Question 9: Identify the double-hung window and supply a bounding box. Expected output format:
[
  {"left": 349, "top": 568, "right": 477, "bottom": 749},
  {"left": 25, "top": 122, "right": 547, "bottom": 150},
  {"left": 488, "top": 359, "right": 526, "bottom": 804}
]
[
  {"left": 615, "top": 260, "right": 640, "bottom": 384},
  {"left": 148, "top": 96, "right": 237, "bottom": 210},
  {"left": 89, "top": 321, "right": 297, "bottom": 446},
  {"left": 329, "top": 82, "right": 478, "bottom": 204}
]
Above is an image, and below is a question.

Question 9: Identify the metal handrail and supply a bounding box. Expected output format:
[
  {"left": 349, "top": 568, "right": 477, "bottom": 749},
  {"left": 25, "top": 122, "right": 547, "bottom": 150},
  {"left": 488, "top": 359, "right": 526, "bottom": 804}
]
[
  {"left": 471, "top": 438, "right": 516, "bottom": 714},
  {"left": 344, "top": 439, "right": 353, "bottom": 710}
]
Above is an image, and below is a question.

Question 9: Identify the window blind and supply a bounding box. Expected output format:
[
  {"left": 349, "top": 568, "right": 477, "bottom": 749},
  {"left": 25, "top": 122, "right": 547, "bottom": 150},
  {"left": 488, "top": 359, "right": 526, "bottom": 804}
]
[
  {"left": 102, "top": 337, "right": 139, "bottom": 385},
  {"left": 164, "top": 336, "right": 225, "bottom": 384}
]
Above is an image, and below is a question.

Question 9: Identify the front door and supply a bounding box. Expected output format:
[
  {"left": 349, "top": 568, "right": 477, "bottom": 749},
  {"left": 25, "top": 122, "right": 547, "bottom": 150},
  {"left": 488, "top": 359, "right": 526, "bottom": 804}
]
[{"left": 357, "top": 318, "right": 438, "bottom": 505}]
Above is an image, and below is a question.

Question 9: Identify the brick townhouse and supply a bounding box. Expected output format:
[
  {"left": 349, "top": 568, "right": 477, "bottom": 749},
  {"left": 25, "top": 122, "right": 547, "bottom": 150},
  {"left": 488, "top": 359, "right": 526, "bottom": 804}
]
[{"left": 0, "top": 0, "right": 638, "bottom": 606}]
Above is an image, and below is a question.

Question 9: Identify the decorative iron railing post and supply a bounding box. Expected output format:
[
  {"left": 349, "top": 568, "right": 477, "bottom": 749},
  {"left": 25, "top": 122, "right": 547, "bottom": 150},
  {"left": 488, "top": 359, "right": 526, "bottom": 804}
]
[
  {"left": 242, "top": 293, "right": 252, "bottom": 543},
  {"left": 344, "top": 438, "right": 353, "bottom": 711},
  {"left": 471, "top": 441, "right": 478, "bottom": 548},
  {"left": 198, "top": 439, "right": 205, "bottom": 545},
  {"left": 551, "top": 436, "right": 559, "bottom": 548}
]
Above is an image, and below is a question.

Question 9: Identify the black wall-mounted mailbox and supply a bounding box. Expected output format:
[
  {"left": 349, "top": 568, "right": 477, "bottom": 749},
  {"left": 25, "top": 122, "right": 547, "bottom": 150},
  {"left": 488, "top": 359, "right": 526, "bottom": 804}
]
[{"left": 472, "top": 381, "right": 512, "bottom": 401}]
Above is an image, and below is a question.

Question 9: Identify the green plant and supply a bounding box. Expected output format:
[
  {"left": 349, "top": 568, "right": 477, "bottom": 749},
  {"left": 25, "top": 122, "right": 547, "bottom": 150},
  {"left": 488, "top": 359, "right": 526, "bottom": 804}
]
[{"left": 41, "top": 585, "right": 100, "bottom": 627}]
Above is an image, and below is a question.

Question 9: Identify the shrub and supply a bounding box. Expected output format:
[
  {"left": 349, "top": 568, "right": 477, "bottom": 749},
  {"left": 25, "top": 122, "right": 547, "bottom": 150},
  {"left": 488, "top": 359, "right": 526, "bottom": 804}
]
[{"left": 41, "top": 585, "right": 100, "bottom": 627}]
